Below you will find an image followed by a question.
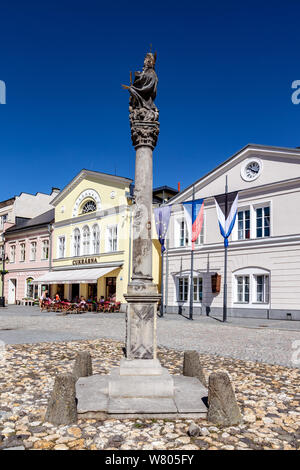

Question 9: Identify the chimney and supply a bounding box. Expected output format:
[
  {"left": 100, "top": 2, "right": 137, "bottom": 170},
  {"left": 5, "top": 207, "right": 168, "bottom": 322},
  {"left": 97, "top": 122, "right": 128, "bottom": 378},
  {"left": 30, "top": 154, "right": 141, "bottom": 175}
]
[{"left": 51, "top": 187, "right": 60, "bottom": 195}]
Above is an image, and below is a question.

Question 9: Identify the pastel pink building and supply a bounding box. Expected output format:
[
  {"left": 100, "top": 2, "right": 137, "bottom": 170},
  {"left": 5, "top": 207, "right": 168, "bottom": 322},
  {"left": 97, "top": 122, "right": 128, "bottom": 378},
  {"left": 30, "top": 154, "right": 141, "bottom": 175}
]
[{"left": 4, "top": 209, "right": 54, "bottom": 304}]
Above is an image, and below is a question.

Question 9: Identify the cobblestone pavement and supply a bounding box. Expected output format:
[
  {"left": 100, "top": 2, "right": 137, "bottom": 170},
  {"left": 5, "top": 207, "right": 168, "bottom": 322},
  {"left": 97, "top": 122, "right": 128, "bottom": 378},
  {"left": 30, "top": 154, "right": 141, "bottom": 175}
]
[
  {"left": 0, "top": 339, "right": 299, "bottom": 450},
  {"left": 0, "top": 307, "right": 299, "bottom": 367}
]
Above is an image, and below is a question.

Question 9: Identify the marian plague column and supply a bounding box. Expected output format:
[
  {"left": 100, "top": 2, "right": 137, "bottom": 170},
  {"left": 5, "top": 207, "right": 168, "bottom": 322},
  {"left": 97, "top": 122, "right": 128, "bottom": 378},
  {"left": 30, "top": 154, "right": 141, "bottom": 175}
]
[
  {"left": 107, "top": 51, "right": 174, "bottom": 408},
  {"left": 122, "top": 51, "right": 161, "bottom": 361}
]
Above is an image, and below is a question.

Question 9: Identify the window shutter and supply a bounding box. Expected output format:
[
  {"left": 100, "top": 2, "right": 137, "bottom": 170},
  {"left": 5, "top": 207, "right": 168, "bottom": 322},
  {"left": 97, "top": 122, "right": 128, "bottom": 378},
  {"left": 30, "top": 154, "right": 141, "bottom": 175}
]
[{"left": 211, "top": 273, "right": 221, "bottom": 293}]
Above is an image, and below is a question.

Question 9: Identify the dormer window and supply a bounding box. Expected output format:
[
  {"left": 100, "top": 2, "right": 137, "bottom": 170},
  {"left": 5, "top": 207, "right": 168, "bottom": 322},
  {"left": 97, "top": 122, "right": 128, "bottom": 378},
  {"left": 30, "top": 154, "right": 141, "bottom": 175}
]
[{"left": 81, "top": 200, "right": 97, "bottom": 214}]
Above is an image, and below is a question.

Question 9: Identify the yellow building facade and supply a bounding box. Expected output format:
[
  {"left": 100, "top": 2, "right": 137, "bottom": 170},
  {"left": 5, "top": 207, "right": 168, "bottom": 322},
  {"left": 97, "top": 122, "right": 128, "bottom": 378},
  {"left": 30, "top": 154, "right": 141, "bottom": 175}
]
[{"left": 47, "top": 169, "right": 161, "bottom": 309}]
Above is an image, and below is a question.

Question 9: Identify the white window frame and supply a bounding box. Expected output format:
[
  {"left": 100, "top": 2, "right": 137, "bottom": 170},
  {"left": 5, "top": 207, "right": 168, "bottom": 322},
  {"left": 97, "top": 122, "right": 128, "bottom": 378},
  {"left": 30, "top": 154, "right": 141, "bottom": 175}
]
[
  {"left": 236, "top": 207, "right": 251, "bottom": 240},
  {"left": 233, "top": 268, "right": 270, "bottom": 308},
  {"left": 92, "top": 223, "right": 100, "bottom": 254},
  {"left": 193, "top": 276, "right": 203, "bottom": 302},
  {"left": 10, "top": 244, "right": 16, "bottom": 263},
  {"left": 82, "top": 225, "right": 90, "bottom": 255},
  {"left": 232, "top": 202, "right": 271, "bottom": 241},
  {"left": 20, "top": 242, "right": 26, "bottom": 262},
  {"left": 175, "top": 272, "right": 203, "bottom": 305},
  {"left": 30, "top": 241, "right": 37, "bottom": 261},
  {"left": 236, "top": 275, "right": 250, "bottom": 303},
  {"left": 194, "top": 213, "right": 205, "bottom": 246},
  {"left": 41, "top": 239, "right": 49, "bottom": 260},
  {"left": 73, "top": 228, "right": 81, "bottom": 257},
  {"left": 0, "top": 214, "right": 8, "bottom": 230},
  {"left": 58, "top": 236, "right": 66, "bottom": 259},
  {"left": 174, "top": 216, "right": 188, "bottom": 248},
  {"left": 107, "top": 224, "right": 118, "bottom": 252},
  {"left": 178, "top": 276, "right": 189, "bottom": 302},
  {"left": 255, "top": 204, "right": 271, "bottom": 239},
  {"left": 254, "top": 274, "right": 270, "bottom": 303}
]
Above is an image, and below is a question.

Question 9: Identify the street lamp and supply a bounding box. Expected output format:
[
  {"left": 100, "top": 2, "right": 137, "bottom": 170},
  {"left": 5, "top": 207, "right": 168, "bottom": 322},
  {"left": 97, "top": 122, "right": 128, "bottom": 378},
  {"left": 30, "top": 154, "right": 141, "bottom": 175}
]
[{"left": 0, "top": 252, "right": 9, "bottom": 307}]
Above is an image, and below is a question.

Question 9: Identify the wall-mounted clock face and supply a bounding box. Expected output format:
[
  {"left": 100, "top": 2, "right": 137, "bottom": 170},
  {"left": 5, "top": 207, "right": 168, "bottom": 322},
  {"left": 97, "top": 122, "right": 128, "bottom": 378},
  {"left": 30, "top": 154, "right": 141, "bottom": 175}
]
[{"left": 241, "top": 159, "right": 262, "bottom": 182}]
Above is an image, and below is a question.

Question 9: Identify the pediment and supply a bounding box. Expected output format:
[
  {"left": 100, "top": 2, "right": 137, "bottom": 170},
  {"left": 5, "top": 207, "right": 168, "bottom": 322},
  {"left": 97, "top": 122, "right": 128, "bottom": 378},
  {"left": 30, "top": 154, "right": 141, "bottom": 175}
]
[{"left": 171, "top": 144, "right": 300, "bottom": 203}]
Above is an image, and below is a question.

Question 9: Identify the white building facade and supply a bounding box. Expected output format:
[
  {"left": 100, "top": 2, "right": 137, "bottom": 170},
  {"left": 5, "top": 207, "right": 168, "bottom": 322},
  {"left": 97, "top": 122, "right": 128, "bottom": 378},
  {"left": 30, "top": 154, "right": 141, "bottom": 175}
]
[{"left": 164, "top": 144, "right": 300, "bottom": 320}]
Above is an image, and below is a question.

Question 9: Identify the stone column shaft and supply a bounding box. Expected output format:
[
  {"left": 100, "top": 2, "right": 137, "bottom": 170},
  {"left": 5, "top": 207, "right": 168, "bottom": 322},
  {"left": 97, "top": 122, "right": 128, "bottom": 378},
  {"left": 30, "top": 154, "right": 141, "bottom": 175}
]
[{"left": 132, "top": 145, "right": 153, "bottom": 282}]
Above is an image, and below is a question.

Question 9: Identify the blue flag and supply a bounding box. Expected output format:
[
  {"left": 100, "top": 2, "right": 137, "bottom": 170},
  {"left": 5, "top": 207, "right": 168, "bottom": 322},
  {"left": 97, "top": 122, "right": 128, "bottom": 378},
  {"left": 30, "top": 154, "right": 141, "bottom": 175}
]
[{"left": 154, "top": 206, "right": 171, "bottom": 253}]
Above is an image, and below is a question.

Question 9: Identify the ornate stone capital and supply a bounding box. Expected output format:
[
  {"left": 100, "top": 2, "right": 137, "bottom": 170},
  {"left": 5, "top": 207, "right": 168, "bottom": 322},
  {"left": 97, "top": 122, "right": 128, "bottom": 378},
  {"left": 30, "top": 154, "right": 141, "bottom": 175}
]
[{"left": 129, "top": 107, "right": 160, "bottom": 150}]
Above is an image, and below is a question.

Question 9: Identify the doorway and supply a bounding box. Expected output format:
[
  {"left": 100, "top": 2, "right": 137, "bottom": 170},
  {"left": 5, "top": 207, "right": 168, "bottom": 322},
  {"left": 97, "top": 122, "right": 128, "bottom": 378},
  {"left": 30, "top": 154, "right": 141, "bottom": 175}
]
[
  {"left": 71, "top": 284, "right": 79, "bottom": 301},
  {"left": 88, "top": 283, "right": 97, "bottom": 300},
  {"left": 105, "top": 277, "right": 116, "bottom": 299},
  {"left": 8, "top": 279, "right": 17, "bottom": 304}
]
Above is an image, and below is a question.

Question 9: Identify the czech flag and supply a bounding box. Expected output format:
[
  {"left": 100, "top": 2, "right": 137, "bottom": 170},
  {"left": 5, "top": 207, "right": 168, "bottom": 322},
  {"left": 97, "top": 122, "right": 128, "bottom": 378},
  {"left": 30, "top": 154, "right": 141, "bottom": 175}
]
[{"left": 182, "top": 198, "right": 205, "bottom": 250}]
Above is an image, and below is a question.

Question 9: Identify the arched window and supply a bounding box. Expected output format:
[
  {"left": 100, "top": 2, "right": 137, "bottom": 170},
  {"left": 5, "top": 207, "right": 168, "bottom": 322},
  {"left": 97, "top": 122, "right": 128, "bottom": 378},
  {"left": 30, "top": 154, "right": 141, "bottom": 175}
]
[
  {"left": 81, "top": 200, "right": 97, "bottom": 214},
  {"left": 233, "top": 267, "right": 270, "bottom": 305},
  {"left": 82, "top": 225, "right": 90, "bottom": 255},
  {"left": 73, "top": 228, "right": 81, "bottom": 256},
  {"left": 92, "top": 224, "right": 100, "bottom": 254}
]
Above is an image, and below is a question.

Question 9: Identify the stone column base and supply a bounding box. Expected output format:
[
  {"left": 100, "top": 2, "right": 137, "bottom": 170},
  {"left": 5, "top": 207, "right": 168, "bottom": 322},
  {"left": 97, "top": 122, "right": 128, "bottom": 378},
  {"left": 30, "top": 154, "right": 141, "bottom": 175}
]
[
  {"left": 124, "top": 283, "right": 161, "bottom": 360},
  {"left": 108, "top": 358, "right": 174, "bottom": 398}
]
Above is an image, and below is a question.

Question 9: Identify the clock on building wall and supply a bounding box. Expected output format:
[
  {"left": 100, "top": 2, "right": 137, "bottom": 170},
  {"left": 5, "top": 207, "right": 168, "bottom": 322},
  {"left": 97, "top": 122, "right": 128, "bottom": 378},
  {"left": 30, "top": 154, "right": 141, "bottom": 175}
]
[{"left": 241, "top": 158, "right": 262, "bottom": 182}]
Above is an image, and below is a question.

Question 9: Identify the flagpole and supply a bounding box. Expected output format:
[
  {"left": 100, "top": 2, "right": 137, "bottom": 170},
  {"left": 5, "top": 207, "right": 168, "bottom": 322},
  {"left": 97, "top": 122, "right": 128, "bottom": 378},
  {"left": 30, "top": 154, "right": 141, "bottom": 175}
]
[
  {"left": 189, "top": 185, "right": 195, "bottom": 320},
  {"left": 160, "top": 249, "right": 164, "bottom": 317},
  {"left": 223, "top": 175, "right": 228, "bottom": 322},
  {"left": 165, "top": 237, "right": 169, "bottom": 315}
]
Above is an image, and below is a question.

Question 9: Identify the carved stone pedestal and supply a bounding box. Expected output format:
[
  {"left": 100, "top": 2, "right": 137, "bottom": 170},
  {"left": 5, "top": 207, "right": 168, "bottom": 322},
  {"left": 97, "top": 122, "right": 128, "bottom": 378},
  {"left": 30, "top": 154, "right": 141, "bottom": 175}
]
[{"left": 124, "top": 283, "right": 160, "bottom": 360}]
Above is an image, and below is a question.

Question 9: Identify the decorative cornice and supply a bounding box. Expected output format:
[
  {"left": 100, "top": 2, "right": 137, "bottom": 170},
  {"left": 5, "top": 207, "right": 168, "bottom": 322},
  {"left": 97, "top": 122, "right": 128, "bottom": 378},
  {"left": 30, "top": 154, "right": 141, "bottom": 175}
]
[
  {"left": 168, "top": 234, "right": 300, "bottom": 256},
  {"left": 53, "top": 205, "right": 128, "bottom": 228}
]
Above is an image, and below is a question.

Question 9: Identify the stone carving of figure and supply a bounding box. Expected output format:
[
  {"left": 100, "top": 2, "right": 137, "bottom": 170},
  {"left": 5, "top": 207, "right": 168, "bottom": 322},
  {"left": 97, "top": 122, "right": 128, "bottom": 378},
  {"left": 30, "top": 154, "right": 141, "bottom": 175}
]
[{"left": 122, "top": 52, "right": 159, "bottom": 122}]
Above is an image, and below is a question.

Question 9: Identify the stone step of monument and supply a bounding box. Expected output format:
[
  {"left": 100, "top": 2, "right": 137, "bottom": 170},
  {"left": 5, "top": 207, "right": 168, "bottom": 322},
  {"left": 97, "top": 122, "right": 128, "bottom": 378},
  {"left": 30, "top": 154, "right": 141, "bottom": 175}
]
[{"left": 76, "top": 373, "right": 208, "bottom": 419}]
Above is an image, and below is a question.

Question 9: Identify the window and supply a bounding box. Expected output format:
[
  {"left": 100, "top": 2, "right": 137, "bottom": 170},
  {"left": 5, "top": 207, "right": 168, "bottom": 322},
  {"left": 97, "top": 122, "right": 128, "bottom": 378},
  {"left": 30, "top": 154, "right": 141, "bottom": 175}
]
[
  {"left": 237, "top": 210, "right": 250, "bottom": 240},
  {"left": 178, "top": 219, "right": 189, "bottom": 247},
  {"left": 73, "top": 228, "right": 80, "bottom": 257},
  {"left": 195, "top": 218, "right": 205, "bottom": 246},
  {"left": 236, "top": 276, "right": 249, "bottom": 303},
  {"left": 92, "top": 224, "right": 100, "bottom": 254},
  {"left": 193, "top": 277, "right": 203, "bottom": 302},
  {"left": 82, "top": 226, "right": 90, "bottom": 255},
  {"left": 0, "top": 214, "right": 7, "bottom": 230},
  {"left": 26, "top": 277, "right": 39, "bottom": 299},
  {"left": 58, "top": 236, "right": 65, "bottom": 258},
  {"left": 107, "top": 225, "right": 118, "bottom": 252},
  {"left": 255, "top": 275, "right": 269, "bottom": 303},
  {"left": 81, "top": 200, "right": 97, "bottom": 214},
  {"left": 10, "top": 245, "right": 16, "bottom": 263},
  {"left": 20, "top": 243, "right": 26, "bottom": 262},
  {"left": 42, "top": 240, "right": 49, "bottom": 260},
  {"left": 256, "top": 206, "right": 270, "bottom": 238},
  {"left": 178, "top": 277, "right": 189, "bottom": 302},
  {"left": 30, "top": 242, "right": 37, "bottom": 261}
]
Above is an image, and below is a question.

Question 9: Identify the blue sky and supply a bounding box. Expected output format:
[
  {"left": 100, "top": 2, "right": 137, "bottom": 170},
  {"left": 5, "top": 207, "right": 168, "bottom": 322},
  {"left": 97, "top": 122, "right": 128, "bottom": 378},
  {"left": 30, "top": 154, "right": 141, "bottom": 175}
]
[{"left": 1, "top": 0, "right": 300, "bottom": 200}]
